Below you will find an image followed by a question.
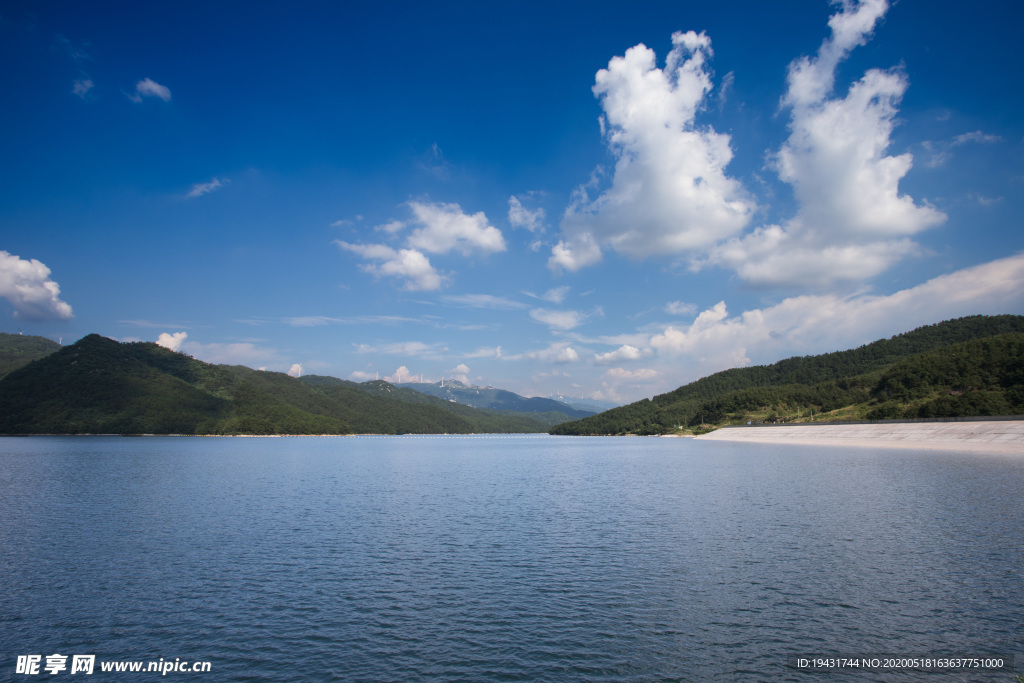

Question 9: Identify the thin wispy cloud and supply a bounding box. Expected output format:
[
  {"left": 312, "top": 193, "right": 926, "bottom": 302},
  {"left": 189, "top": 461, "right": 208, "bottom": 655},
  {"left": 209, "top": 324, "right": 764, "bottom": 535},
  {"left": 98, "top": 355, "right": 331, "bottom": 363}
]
[
  {"left": 72, "top": 77, "right": 94, "bottom": 99},
  {"left": 283, "top": 315, "right": 422, "bottom": 327},
  {"left": 128, "top": 77, "right": 171, "bottom": 103},
  {"left": 524, "top": 286, "right": 570, "bottom": 304},
  {"left": 186, "top": 178, "right": 228, "bottom": 198},
  {"left": 442, "top": 294, "right": 528, "bottom": 310},
  {"left": 922, "top": 130, "right": 1003, "bottom": 168},
  {"left": 508, "top": 195, "right": 546, "bottom": 232},
  {"left": 664, "top": 301, "right": 697, "bottom": 316},
  {"left": 355, "top": 340, "right": 449, "bottom": 357},
  {"left": 507, "top": 342, "right": 580, "bottom": 364},
  {"left": 54, "top": 35, "right": 92, "bottom": 63},
  {"left": 120, "top": 320, "right": 193, "bottom": 329},
  {"left": 529, "top": 308, "right": 586, "bottom": 331}
]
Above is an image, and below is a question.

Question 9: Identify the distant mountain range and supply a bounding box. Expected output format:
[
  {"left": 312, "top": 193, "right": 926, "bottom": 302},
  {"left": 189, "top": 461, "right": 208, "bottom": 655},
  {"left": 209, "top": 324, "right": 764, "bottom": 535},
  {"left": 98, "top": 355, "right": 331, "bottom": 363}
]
[
  {"left": 552, "top": 315, "right": 1024, "bottom": 436},
  {"left": 545, "top": 394, "right": 620, "bottom": 413},
  {"left": 0, "top": 334, "right": 591, "bottom": 435},
  {"left": 395, "top": 379, "right": 597, "bottom": 420}
]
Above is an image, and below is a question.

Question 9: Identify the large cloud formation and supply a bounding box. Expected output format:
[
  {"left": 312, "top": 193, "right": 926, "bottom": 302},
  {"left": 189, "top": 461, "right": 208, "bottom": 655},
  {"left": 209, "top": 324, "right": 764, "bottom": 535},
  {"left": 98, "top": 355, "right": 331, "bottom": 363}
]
[
  {"left": 554, "top": 0, "right": 945, "bottom": 290},
  {"left": 552, "top": 30, "right": 755, "bottom": 272},
  {"left": 708, "top": 0, "right": 945, "bottom": 287},
  {"left": 0, "top": 251, "right": 74, "bottom": 321}
]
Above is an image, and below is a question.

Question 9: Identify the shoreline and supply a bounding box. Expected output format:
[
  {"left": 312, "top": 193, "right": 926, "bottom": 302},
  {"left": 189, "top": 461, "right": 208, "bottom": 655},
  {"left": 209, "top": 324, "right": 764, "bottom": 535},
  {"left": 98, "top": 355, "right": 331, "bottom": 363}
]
[{"left": 696, "top": 420, "right": 1024, "bottom": 454}]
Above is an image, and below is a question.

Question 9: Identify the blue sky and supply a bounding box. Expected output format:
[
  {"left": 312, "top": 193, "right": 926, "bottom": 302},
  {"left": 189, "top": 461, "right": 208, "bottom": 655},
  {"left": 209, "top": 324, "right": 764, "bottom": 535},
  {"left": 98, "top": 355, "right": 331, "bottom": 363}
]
[{"left": 2, "top": 0, "right": 1023, "bottom": 404}]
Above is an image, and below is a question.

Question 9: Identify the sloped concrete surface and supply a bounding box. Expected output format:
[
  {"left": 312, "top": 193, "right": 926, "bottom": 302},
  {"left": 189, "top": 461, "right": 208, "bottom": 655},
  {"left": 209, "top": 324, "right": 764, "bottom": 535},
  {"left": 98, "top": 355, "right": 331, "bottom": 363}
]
[{"left": 697, "top": 421, "right": 1024, "bottom": 453}]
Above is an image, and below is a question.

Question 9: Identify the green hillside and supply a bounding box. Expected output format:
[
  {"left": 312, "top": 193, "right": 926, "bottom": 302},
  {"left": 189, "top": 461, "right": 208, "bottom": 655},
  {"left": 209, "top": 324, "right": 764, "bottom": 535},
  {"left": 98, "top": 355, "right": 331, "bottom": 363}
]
[
  {"left": 0, "top": 334, "right": 549, "bottom": 435},
  {"left": 0, "top": 332, "right": 61, "bottom": 379},
  {"left": 551, "top": 315, "right": 1024, "bottom": 435}
]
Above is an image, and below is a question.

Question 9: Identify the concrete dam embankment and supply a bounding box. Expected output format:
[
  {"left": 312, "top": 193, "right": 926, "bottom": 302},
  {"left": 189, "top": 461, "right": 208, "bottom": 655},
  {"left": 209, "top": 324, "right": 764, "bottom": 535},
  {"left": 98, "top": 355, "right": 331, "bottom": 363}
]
[{"left": 696, "top": 420, "right": 1024, "bottom": 454}]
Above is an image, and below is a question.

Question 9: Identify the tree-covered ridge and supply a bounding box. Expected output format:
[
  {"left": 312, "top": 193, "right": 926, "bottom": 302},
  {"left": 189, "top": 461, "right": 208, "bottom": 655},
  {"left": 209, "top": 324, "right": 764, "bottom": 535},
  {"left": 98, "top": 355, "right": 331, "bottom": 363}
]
[
  {"left": 551, "top": 315, "right": 1024, "bottom": 435},
  {"left": 868, "top": 332, "right": 1024, "bottom": 419},
  {"left": 0, "top": 332, "right": 61, "bottom": 380},
  {"left": 0, "top": 335, "right": 549, "bottom": 435}
]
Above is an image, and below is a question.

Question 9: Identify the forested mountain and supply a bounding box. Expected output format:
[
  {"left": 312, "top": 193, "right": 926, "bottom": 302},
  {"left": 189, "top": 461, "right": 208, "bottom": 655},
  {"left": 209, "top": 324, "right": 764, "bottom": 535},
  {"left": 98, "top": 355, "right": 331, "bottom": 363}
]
[
  {"left": 0, "top": 334, "right": 550, "bottom": 435},
  {"left": 551, "top": 315, "right": 1024, "bottom": 435},
  {"left": 0, "top": 332, "right": 61, "bottom": 380}
]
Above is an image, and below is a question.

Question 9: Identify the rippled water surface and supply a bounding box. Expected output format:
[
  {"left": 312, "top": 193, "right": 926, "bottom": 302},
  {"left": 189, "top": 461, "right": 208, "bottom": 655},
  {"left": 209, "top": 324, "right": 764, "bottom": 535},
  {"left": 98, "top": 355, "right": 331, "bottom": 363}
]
[{"left": 1, "top": 435, "right": 1021, "bottom": 681}]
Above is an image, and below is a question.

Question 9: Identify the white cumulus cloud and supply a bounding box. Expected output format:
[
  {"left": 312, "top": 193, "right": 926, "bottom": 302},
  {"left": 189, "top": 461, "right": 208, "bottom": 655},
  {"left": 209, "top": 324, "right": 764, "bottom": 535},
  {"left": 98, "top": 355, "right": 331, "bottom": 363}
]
[
  {"left": 349, "top": 370, "right": 377, "bottom": 382},
  {"left": 336, "top": 242, "right": 444, "bottom": 291},
  {"left": 339, "top": 202, "right": 504, "bottom": 290},
  {"left": 448, "top": 363, "right": 471, "bottom": 383},
  {"left": 593, "top": 344, "right": 644, "bottom": 365},
  {"left": 549, "top": 232, "right": 602, "bottom": 272},
  {"left": 707, "top": 0, "right": 946, "bottom": 288},
  {"left": 156, "top": 331, "right": 188, "bottom": 351},
  {"left": 287, "top": 363, "right": 303, "bottom": 378},
  {"left": 552, "top": 346, "right": 580, "bottom": 364},
  {"left": 552, "top": 29, "right": 755, "bottom": 272},
  {"left": 407, "top": 201, "right": 506, "bottom": 255},
  {"left": 0, "top": 251, "right": 74, "bottom": 321},
  {"left": 384, "top": 365, "right": 413, "bottom": 383}
]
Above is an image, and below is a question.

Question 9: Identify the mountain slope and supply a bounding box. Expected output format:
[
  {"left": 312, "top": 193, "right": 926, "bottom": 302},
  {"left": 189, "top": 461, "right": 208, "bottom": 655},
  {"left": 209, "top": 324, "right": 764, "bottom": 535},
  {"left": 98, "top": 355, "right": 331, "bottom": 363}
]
[
  {"left": 551, "top": 315, "right": 1024, "bottom": 435},
  {"left": 0, "top": 335, "right": 550, "bottom": 434},
  {"left": 0, "top": 332, "right": 61, "bottom": 380},
  {"left": 0, "top": 335, "right": 238, "bottom": 434}
]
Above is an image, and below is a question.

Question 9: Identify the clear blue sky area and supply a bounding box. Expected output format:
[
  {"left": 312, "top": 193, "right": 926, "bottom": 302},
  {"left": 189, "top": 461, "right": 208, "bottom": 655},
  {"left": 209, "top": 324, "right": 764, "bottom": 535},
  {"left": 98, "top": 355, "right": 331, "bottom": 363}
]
[{"left": 2, "top": 0, "right": 1022, "bottom": 403}]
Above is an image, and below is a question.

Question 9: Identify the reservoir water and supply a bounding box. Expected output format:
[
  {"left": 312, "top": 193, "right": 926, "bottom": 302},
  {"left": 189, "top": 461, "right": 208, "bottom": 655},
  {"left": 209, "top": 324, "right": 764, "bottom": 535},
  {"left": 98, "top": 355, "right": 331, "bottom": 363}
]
[{"left": 1, "top": 435, "right": 1021, "bottom": 681}]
